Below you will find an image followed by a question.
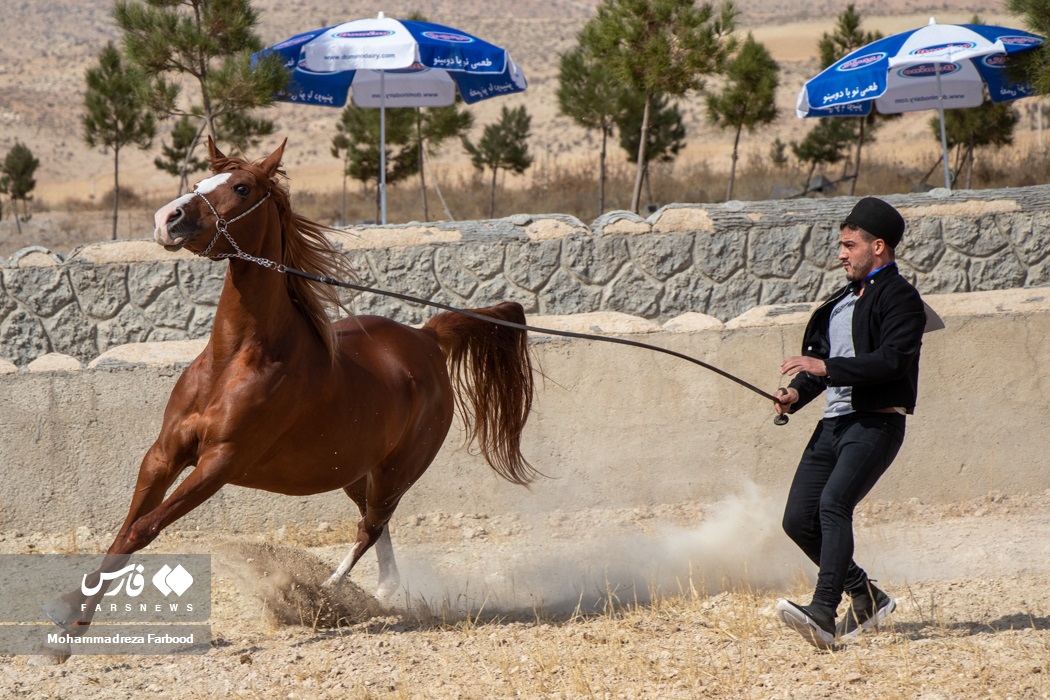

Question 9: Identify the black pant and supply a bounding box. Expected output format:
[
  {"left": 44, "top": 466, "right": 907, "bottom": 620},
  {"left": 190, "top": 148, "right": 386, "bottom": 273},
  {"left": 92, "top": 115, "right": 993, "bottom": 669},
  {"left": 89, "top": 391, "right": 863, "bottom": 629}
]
[{"left": 782, "top": 411, "right": 906, "bottom": 611}]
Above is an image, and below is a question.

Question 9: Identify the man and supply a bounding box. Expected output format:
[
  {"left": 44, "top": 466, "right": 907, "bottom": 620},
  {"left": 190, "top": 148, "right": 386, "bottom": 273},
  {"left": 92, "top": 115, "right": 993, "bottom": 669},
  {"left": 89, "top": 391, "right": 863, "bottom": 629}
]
[{"left": 773, "top": 196, "right": 926, "bottom": 650}]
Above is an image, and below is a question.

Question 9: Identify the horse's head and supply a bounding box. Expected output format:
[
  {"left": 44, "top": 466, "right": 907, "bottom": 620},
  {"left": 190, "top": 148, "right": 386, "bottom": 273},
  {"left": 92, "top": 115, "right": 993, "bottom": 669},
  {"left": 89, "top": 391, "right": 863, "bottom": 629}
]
[{"left": 153, "top": 137, "right": 286, "bottom": 256}]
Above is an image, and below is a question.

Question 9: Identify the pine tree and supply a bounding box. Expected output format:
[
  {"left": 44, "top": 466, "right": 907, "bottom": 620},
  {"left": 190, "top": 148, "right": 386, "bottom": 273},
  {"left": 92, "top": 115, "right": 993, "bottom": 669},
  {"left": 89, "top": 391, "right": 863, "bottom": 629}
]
[
  {"left": 154, "top": 115, "right": 210, "bottom": 194},
  {"left": 706, "top": 33, "right": 779, "bottom": 200},
  {"left": 816, "top": 4, "right": 893, "bottom": 194},
  {"left": 462, "top": 105, "right": 533, "bottom": 218},
  {"left": 399, "top": 11, "right": 474, "bottom": 222},
  {"left": 412, "top": 103, "right": 474, "bottom": 221},
  {"left": 615, "top": 91, "right": 686, "bottom": 211},
  {"left": 83, "top": 41, "right": 156, "bottom": 240},
  {"left": 216, "top": 111, "right": 276, "bottom": 156},
  {"left": 791, "top": 118, "right": 855, "bottom": 194},
  {"left": 557, "top": 44, "right": 621, "bottom": 217},
  {"left": 1007, "top": 0, "right": 1050, "bottom": 95},
  {"left": 114, "top": 0, "right": 288, "bottom": 191},
  {"left": 1, "top": 142, "right": 40, "bottom": 234},
  {"left": 581, "top": 0, "right": 737, "bottom": 213},
  {"left": 930, "top": 104, "right": 1019, "bottom": 188},
  {"left": 331, "top": 126, "right": 355, "bottom": 227},
  {"left": 334, "top": 104, "right": 420, "bottom": 224},
  {"left": 769, "top": 137, "right": 789, "bottom": 168}
]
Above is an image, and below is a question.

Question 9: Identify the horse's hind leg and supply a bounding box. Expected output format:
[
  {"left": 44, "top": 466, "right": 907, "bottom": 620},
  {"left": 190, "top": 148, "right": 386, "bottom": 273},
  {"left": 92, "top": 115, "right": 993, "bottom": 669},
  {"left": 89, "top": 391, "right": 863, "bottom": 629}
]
[
  {"left": 324, "top": 479, "right": 401, "bottom": 599},
  {"left": 322, "top": 424, "right": 449, "bottom": 598}
]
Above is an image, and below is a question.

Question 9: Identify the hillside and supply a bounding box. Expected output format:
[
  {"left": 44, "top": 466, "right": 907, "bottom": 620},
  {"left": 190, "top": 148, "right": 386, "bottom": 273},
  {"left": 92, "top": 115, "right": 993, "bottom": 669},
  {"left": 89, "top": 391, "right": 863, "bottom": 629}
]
[{"left": 0, "top": 0, "right": 1020, "bottom": 210}]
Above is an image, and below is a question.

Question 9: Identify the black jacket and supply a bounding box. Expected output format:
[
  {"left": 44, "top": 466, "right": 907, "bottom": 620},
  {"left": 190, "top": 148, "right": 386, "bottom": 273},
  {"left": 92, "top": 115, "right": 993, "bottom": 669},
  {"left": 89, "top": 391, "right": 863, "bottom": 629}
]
[{"left": 788, "top": 264, "right": 925, "bottom": 415}]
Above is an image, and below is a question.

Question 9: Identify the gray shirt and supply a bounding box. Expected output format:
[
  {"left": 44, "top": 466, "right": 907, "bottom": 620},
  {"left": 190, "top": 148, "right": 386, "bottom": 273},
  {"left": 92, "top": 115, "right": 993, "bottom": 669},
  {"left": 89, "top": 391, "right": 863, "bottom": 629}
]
[{"left": 824, "top": 292, "right": 858, "bottom": 417}]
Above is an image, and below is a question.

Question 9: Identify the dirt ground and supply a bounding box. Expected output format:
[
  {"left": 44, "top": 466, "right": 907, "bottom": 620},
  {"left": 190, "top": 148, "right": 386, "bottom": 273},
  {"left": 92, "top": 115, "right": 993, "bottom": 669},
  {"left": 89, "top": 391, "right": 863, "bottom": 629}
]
[{"left": 1, "top": 488, "right": 1048, "bottom": 699}]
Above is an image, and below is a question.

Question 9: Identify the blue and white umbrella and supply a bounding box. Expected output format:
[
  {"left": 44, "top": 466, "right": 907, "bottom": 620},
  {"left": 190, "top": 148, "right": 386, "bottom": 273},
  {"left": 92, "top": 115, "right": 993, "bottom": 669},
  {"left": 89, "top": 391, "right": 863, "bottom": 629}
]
[
  {"left": 253, "top": 13, "right": 527, "bottom": 223},
  {"left": 796, "top": 19, "right": 1045, "bottom": 189}
]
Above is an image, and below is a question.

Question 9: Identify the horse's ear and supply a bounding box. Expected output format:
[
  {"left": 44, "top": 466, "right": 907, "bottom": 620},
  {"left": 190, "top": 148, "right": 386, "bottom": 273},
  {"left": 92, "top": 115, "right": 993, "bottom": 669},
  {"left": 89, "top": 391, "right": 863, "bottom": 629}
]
[
  {"left": 260, "top": 138, "right": 287, "bottom": 178},
  {"left": 207, "top": 136, "right": 227, "bottom": 171}
]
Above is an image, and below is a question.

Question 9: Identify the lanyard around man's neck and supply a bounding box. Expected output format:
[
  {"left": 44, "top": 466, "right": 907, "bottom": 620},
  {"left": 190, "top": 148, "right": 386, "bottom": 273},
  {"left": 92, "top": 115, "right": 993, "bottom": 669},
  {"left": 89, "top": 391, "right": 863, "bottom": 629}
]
[{"left": 851, "top": 261, "right": 896, "bottom": 295}]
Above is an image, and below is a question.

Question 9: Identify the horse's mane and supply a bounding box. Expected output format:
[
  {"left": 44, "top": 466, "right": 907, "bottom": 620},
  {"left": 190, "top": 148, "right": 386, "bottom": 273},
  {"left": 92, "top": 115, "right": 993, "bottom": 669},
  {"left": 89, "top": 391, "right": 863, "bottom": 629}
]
[{"left": 213, "top": 153, "right": 357, "bottom": 359}]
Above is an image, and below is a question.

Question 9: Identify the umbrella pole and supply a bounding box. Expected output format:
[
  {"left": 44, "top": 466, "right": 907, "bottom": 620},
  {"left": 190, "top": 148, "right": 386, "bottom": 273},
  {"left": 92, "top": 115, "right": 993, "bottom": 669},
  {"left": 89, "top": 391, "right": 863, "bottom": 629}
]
[
  {"left": 380, "top": 70, "right": 387, "bottom": 225},
  {"left": 935, "top": 62, "right": 951, "bottom": 191}
]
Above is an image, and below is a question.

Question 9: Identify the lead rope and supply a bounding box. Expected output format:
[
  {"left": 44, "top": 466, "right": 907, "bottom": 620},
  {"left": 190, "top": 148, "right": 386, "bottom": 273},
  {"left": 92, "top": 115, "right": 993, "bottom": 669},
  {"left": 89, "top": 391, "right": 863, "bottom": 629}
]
[
  {"left": 191, "top": 189, "right": 788, "bottom": 424},
  {"left": 282, "top": 268, "right": 790, "bottom": 425}
]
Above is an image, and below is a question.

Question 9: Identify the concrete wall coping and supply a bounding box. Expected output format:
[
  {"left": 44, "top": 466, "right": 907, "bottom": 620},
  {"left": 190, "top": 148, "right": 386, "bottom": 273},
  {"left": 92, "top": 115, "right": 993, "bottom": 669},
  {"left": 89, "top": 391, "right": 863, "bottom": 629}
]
[
  {"left": 4, "top": 286, "right": 1045, "bottom": 375},
  {"left": 8, "top": 185, "right": 1048, "bottom": 266},
  {"left": 528, "top": 312, "right": 664, "bottom": 337},
  {"left": 26, "top": 353, "right": 83, "bottom": 372},
  {"left": 67, "top": 240, "right": 194, "bottom": 265},
  {"left": 87, "top": 339, "right": 209, "bottom": 370}
]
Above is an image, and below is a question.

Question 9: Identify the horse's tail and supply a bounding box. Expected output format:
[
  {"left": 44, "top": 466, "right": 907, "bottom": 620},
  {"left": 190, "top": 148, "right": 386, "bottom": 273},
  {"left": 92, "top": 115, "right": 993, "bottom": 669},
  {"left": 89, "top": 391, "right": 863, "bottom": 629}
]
[{"left": 424, "top": 301, "right": 538, "bottom": 486}]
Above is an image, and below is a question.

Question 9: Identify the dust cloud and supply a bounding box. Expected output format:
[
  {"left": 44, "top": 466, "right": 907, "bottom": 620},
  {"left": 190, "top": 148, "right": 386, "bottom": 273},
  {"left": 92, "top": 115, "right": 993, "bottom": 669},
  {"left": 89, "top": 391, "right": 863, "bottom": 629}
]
[{"left": 392, "top": 482, "right": 809, "bottom": 618}]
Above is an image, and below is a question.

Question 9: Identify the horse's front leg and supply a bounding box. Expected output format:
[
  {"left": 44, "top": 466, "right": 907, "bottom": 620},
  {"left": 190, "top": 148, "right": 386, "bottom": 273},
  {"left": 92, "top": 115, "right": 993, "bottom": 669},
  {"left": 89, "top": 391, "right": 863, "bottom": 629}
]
[
  {"left": 42, "top": 444, "right": 190, "bottom": 630},
  {"left": 37, "top": 447, "right": 230, "bottom": 664}
]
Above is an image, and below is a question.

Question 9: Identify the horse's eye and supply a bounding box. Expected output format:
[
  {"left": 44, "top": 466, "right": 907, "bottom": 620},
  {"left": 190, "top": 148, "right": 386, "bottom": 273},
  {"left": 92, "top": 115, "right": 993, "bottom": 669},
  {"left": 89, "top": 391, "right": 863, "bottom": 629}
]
[{"left": 233, "top": 184, "right": 251, "bottom": 197}]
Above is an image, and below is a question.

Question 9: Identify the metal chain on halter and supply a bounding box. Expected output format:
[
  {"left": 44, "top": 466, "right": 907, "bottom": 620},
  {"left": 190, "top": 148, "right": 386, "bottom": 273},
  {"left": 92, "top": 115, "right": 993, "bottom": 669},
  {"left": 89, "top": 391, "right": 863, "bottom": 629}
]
[{"left": 193, "top": 188, "right": 282, "bottom": 271}]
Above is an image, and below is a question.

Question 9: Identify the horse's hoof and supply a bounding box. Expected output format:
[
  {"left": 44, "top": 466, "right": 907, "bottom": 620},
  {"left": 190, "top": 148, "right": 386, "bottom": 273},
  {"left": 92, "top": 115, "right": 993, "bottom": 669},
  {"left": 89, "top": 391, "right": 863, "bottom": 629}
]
[
  {"left": 41, "top": 600, "right": 79, "bottom": 631},
  {"left": 28, "top": 637, "right": 72, "bottom": 665},
  {"left": 28, "top": 653, "right": 69, "bottom": 666},
  {"left": 375, "top": 581, "right": 401, "bottom": 602}
]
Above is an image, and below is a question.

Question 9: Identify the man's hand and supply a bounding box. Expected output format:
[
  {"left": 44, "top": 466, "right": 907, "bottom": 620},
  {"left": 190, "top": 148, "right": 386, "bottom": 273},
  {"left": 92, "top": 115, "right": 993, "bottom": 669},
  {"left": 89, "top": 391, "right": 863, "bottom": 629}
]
[
  {"left": 774, "top": 386, "right": 798, "bottom": 416},
  {"left": 780, "top": 356, "right": 827, "bottom": 378}
]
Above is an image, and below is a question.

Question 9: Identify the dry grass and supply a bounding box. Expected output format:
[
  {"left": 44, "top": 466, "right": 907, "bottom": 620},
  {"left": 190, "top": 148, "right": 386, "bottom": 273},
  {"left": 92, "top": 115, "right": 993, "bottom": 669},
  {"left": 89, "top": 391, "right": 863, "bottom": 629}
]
[
  {"left": 311, "top": 144, "right": 1050, "bottom": 226},
  {"left": 28, "top": 144, "right": 1050, "bottom": 238}
]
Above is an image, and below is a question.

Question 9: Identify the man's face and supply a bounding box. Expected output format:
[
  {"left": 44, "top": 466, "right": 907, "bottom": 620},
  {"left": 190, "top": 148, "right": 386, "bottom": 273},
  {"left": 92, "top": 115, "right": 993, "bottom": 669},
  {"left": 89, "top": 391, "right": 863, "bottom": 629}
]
[{"left": 838, "top": 225, "right": 879, "bottom": 282}]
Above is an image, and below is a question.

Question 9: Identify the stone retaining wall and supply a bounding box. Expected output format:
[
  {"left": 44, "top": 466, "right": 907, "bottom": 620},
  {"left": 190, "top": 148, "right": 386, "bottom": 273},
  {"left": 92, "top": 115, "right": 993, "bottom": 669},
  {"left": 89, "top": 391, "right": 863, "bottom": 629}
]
[{"left": 2, "top": 186, "right": 1049, "bottom": 366}]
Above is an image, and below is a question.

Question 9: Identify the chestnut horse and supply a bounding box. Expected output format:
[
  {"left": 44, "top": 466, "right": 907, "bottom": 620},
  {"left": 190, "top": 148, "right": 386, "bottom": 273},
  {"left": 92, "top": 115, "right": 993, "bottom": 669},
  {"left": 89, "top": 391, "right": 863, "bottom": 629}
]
[{"left": 49, "top": 138, "right": 536, "bottom": 639}]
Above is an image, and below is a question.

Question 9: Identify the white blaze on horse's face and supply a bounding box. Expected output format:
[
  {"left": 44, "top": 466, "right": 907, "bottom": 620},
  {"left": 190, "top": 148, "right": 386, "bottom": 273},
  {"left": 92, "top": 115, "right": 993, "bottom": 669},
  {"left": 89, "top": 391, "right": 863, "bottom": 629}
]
[{"left": 153, "top": 173, "right": 233, "bottom": 248}]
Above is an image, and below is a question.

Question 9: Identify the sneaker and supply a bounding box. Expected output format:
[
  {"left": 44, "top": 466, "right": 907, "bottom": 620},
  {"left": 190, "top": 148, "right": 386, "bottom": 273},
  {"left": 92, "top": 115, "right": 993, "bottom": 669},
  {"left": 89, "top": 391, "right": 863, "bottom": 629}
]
[
  {"left": 836, "top": 583, "right": 896, "bottom": 642},
  {"left": 775, "top": 599, "right": 837, "bottom": 650}
]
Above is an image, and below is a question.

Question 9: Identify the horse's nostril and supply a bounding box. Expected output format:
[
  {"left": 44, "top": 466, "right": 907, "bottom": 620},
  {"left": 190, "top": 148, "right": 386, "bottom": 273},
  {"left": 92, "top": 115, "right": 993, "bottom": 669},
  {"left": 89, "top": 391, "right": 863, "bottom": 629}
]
[{"left": 166, "top": 207, "right": 183, "bottom": 225}]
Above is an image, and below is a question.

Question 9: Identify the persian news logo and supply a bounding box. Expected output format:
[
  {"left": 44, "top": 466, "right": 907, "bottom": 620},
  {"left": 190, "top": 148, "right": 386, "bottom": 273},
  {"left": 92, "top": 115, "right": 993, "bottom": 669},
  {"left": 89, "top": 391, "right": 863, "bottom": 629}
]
[
  {"left": 81, "top": 563, "right": 194, "bottom": 598},
  {"left": 837, "top": 52, "right": 886, "bottom": 72},
  {"left": 422, "top": 31, "right": 474, "bottom": 43}
]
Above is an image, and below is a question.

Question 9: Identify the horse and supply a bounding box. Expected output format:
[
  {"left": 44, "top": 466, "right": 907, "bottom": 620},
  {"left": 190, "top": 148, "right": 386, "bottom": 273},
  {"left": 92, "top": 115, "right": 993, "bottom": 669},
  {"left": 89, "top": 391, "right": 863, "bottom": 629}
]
[{"left": 45, "top": 137, "right": 537, "bottom": 647}]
